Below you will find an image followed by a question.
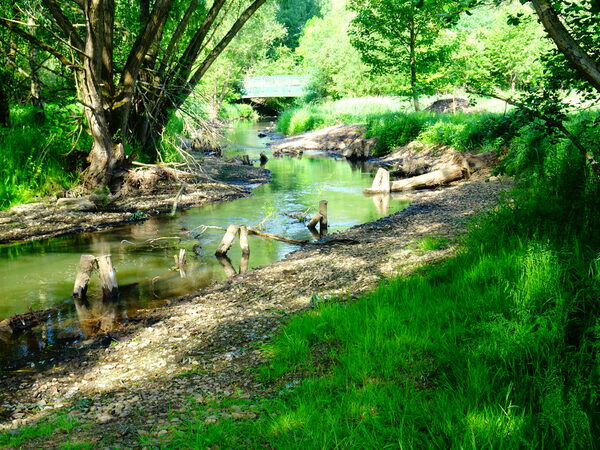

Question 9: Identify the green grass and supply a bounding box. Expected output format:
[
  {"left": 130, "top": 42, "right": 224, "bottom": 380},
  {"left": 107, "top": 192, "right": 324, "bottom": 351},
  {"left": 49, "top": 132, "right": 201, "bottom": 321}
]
[
  {"left": 150, "top": 111, "right": 599, "bottom": 448},
  {"left": 276, "top": 97, "right": 520, "bottom": 156},
  {"left": 0, "top": 105, "right": 84, "bottom": 209},
  {"left": 414, "top": 235, "right": 450, "bottom": 252},
  {"left": 0, "top": 412, "right": 81, "bottom": 448}
]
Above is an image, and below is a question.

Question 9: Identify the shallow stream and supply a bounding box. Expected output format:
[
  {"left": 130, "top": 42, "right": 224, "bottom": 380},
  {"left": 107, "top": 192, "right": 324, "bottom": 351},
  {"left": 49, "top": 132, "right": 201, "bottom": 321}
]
[{"left": 0, "top": 121, "right": 408, "bottom": 369}]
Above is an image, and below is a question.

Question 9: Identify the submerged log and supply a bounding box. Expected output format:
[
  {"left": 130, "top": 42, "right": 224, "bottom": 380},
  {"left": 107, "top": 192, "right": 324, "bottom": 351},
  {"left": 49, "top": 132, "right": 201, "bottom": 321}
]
[
  {"left": 215, "top": 224, "right": 240, "bottom": 256},
  {"left": 0, "top": 306, "right": 59, "bottom": 338},
  {"left": 193, "top": 225, "right": 308, "bottom": 245},
  {"left": 391, "top": 165, "right": 464, "bottom": 191}
]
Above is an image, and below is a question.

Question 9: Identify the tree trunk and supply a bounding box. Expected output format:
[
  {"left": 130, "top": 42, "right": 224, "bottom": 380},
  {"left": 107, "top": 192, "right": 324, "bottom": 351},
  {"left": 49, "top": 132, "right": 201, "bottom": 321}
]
[
  {"left": 28, "top": 17, "right": 45, "bottom": 124},
  {"left": 80, "top": 0, "right": 127, "bottom": 192},
  {"left": 0, "top": 87, "right": 9, "bottom": 127},
  {"left": 530, "top": 0, "right": 600, "bottom": 93},
  {"left": 409, "top": 20, "right": 420, "bottom": 112},
  {"left": 391, "top": 166, "right": 464, "bottom": 191}
]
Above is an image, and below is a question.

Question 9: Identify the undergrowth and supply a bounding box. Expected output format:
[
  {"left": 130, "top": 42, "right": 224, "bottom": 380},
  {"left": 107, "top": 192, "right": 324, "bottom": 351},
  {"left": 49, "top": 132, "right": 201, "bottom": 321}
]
[{"left": 0, "top": 105, "right": 85, "bottom": 209}]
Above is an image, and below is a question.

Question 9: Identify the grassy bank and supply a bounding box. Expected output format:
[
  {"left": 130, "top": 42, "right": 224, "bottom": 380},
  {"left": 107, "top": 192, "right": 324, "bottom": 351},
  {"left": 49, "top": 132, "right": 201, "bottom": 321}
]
[
  {"left": 148, "top": 110, "right": 599, "bottom": 447},
  {"left": 0, "top": 105, "right": 86, "bottom": 209}
]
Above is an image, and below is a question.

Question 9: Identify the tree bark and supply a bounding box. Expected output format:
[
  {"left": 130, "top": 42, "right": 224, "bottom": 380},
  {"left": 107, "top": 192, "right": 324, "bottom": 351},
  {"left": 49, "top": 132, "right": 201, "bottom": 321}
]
[
  {"left": 28, "top": 17, "right": 45, "bottom": 124},
  {"left": 408, "top": 19, "right": 420, "bottom": 111},
  {"left": 0, "top": 86, "right": 9, "bottom": 127},
  {"left": 530, "top": 0, "right": 600, "bottom": 92},
  {"left": 391, "top": 166, "right": 464, "bottom": 191}
]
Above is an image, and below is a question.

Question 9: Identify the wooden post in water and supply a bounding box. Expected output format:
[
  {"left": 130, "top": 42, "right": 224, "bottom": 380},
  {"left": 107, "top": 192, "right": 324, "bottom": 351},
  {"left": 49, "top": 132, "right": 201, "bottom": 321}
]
[
  {"left": 239, "top": 226, "right": 250, "bottom": 257},
  {"left": 319, "top": 200, "right": 328, "bottom": 231},
  {"left": 174, "top": 249, "right": 187, "bottom": 277},
  {"left": 307, "top": 213, "right": 322, "bottom": 229},
  {"left": 215, "top": 224, "right": 239, "bottom": 256},
  {"left": 96, "top": 255, "right": 119, "bottom": 300},
  {"left": 73, "top": 254, "right": 98, "bottom": 299}
]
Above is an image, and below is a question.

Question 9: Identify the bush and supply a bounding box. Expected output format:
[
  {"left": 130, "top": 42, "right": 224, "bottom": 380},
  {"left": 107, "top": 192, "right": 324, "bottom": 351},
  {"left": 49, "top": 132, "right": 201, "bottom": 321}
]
[{"left": 219, "top": 103, "right": 259, "bottom": 121}]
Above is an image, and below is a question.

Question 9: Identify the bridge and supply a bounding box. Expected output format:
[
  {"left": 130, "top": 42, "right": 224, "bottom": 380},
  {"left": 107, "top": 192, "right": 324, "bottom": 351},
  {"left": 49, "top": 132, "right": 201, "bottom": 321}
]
[{"left": 241, "top": 75, "right": 310, "bottom": 98}]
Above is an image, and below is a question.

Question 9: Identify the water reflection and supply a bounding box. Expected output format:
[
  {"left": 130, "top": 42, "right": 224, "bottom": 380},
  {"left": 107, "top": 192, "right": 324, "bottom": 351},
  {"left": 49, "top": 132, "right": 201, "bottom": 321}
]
[{"left": 75, "top": 297, "right": 116, "bottom": 338}]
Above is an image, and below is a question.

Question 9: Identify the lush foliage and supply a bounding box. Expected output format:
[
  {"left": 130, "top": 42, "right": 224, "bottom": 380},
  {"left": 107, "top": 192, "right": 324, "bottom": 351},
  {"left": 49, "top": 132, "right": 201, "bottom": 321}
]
[
  {"left": 276, "top": 96, "right": 519, "bottom": 155},
  {"left": 0, "top": 105, "right": 84, "bottom": 209},
  {"left": 349, "top": 0, "right": 455, "bottom": 110}
]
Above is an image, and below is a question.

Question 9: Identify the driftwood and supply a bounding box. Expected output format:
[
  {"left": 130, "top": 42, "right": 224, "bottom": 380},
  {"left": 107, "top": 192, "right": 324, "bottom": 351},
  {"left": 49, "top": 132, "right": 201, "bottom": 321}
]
[
  {"left": 215, "top": 224, "right": 240, "bottom": 256},
  {"left": 0, "top": 306, "right": 59, "bottom": 338},
  {"left": 240, "top": 254, "right": 249, "bottom": 274},
  {"left": 259, "top": 151, "right": 268, "bottom": 165},
  {"left": 96, "top": 255, "right": 119, "bottom": 300},
  {"left": 170, "top": 183, "right": 186, "bottom": 216},
  {"left": 364, "top": 168, "right": 391, "bottom": 194},
  {"left": 193, "top": 225, "right": 307, "bottom": 245},
  {"left": 391, "top": 166, "right": 464, "bottom": 191}
]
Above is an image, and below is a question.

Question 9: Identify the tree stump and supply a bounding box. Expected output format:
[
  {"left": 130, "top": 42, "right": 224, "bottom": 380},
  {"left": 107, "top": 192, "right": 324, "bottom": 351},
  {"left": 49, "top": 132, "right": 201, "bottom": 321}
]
[
  {"left": 73, "top": 254, "right": 98, "bottom": 299},
  {"left": 307, "top": 213, "right": 322, "bottom": 229},
  {"left": 239, "top": 226, "right": 250, "bottom": 257},
  {"left": 319, "top": 200, "right": 328, "bottom": 230},
  {"left": 364, "top": 168, "right": 391, "bottom": 194},
  {"left": 96, "top": 255, "right": 119, "bottom": 300},
  {"left": 215, "top": 225, "right": 240, "bottom": 256}
]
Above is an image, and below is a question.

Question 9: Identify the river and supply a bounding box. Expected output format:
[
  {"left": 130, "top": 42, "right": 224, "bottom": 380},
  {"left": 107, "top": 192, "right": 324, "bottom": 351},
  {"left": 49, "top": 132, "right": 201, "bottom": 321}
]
[{"left": 0, "top": 121, "right": 408, "bottom": 369}]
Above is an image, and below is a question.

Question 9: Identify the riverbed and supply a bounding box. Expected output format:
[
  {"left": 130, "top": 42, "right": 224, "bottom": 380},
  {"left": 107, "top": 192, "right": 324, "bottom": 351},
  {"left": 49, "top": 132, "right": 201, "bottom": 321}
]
[{"left": 0, "top": 121, "right": 408, "bottom": 369}]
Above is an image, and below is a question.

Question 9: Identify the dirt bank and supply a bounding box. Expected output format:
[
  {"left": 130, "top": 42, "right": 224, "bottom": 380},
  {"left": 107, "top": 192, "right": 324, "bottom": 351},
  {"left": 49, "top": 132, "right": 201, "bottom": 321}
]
[
  {"left": 0, "top": 156, "right": 270, "bottom": 244},
  {"left": 0, "top": 171, "right": 511, "bottom": 447},
  {"left": 268, "top": 124, "right": 366, "bottom": 156}
]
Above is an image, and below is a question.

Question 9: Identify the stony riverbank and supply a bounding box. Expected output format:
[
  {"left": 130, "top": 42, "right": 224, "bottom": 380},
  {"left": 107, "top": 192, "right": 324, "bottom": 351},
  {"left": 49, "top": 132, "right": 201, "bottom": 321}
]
[
  {"left": 0, "top": 170, "right": 511, "bottom": 448},
  {"left": 0, "top": 156, "right": 270, "bottom": 244}
]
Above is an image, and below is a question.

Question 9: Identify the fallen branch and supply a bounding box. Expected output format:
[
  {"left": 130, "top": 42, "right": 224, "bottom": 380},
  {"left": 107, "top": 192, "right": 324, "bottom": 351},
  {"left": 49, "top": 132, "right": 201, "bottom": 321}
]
[
  {"left": 191, "top": 225, "right": 308, "bottom": 245},
  {"left": 121, "top": 237, "right": 182, "bottom": 247},
  {"left": 170, "top": 183, "right": 186, "bottom": 216},
  {"left": 0, "top": 306, "right": 59, "bottom": 338}
]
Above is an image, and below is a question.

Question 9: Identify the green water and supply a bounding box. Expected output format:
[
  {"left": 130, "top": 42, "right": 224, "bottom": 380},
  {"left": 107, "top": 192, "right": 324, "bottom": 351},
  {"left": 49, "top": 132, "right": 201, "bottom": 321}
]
[{"left": 0, "top": 121, "right": 408, "bottom": 368}]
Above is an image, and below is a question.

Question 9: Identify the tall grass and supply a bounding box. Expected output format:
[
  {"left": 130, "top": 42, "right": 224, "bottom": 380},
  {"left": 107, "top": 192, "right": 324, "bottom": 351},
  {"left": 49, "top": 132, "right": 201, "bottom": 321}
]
[
  {"left": 157, "top": 112, "right": 599, "bottom": 448},
  {"left": 0, "top": 105, "right": 84, "bottom": 209}
]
